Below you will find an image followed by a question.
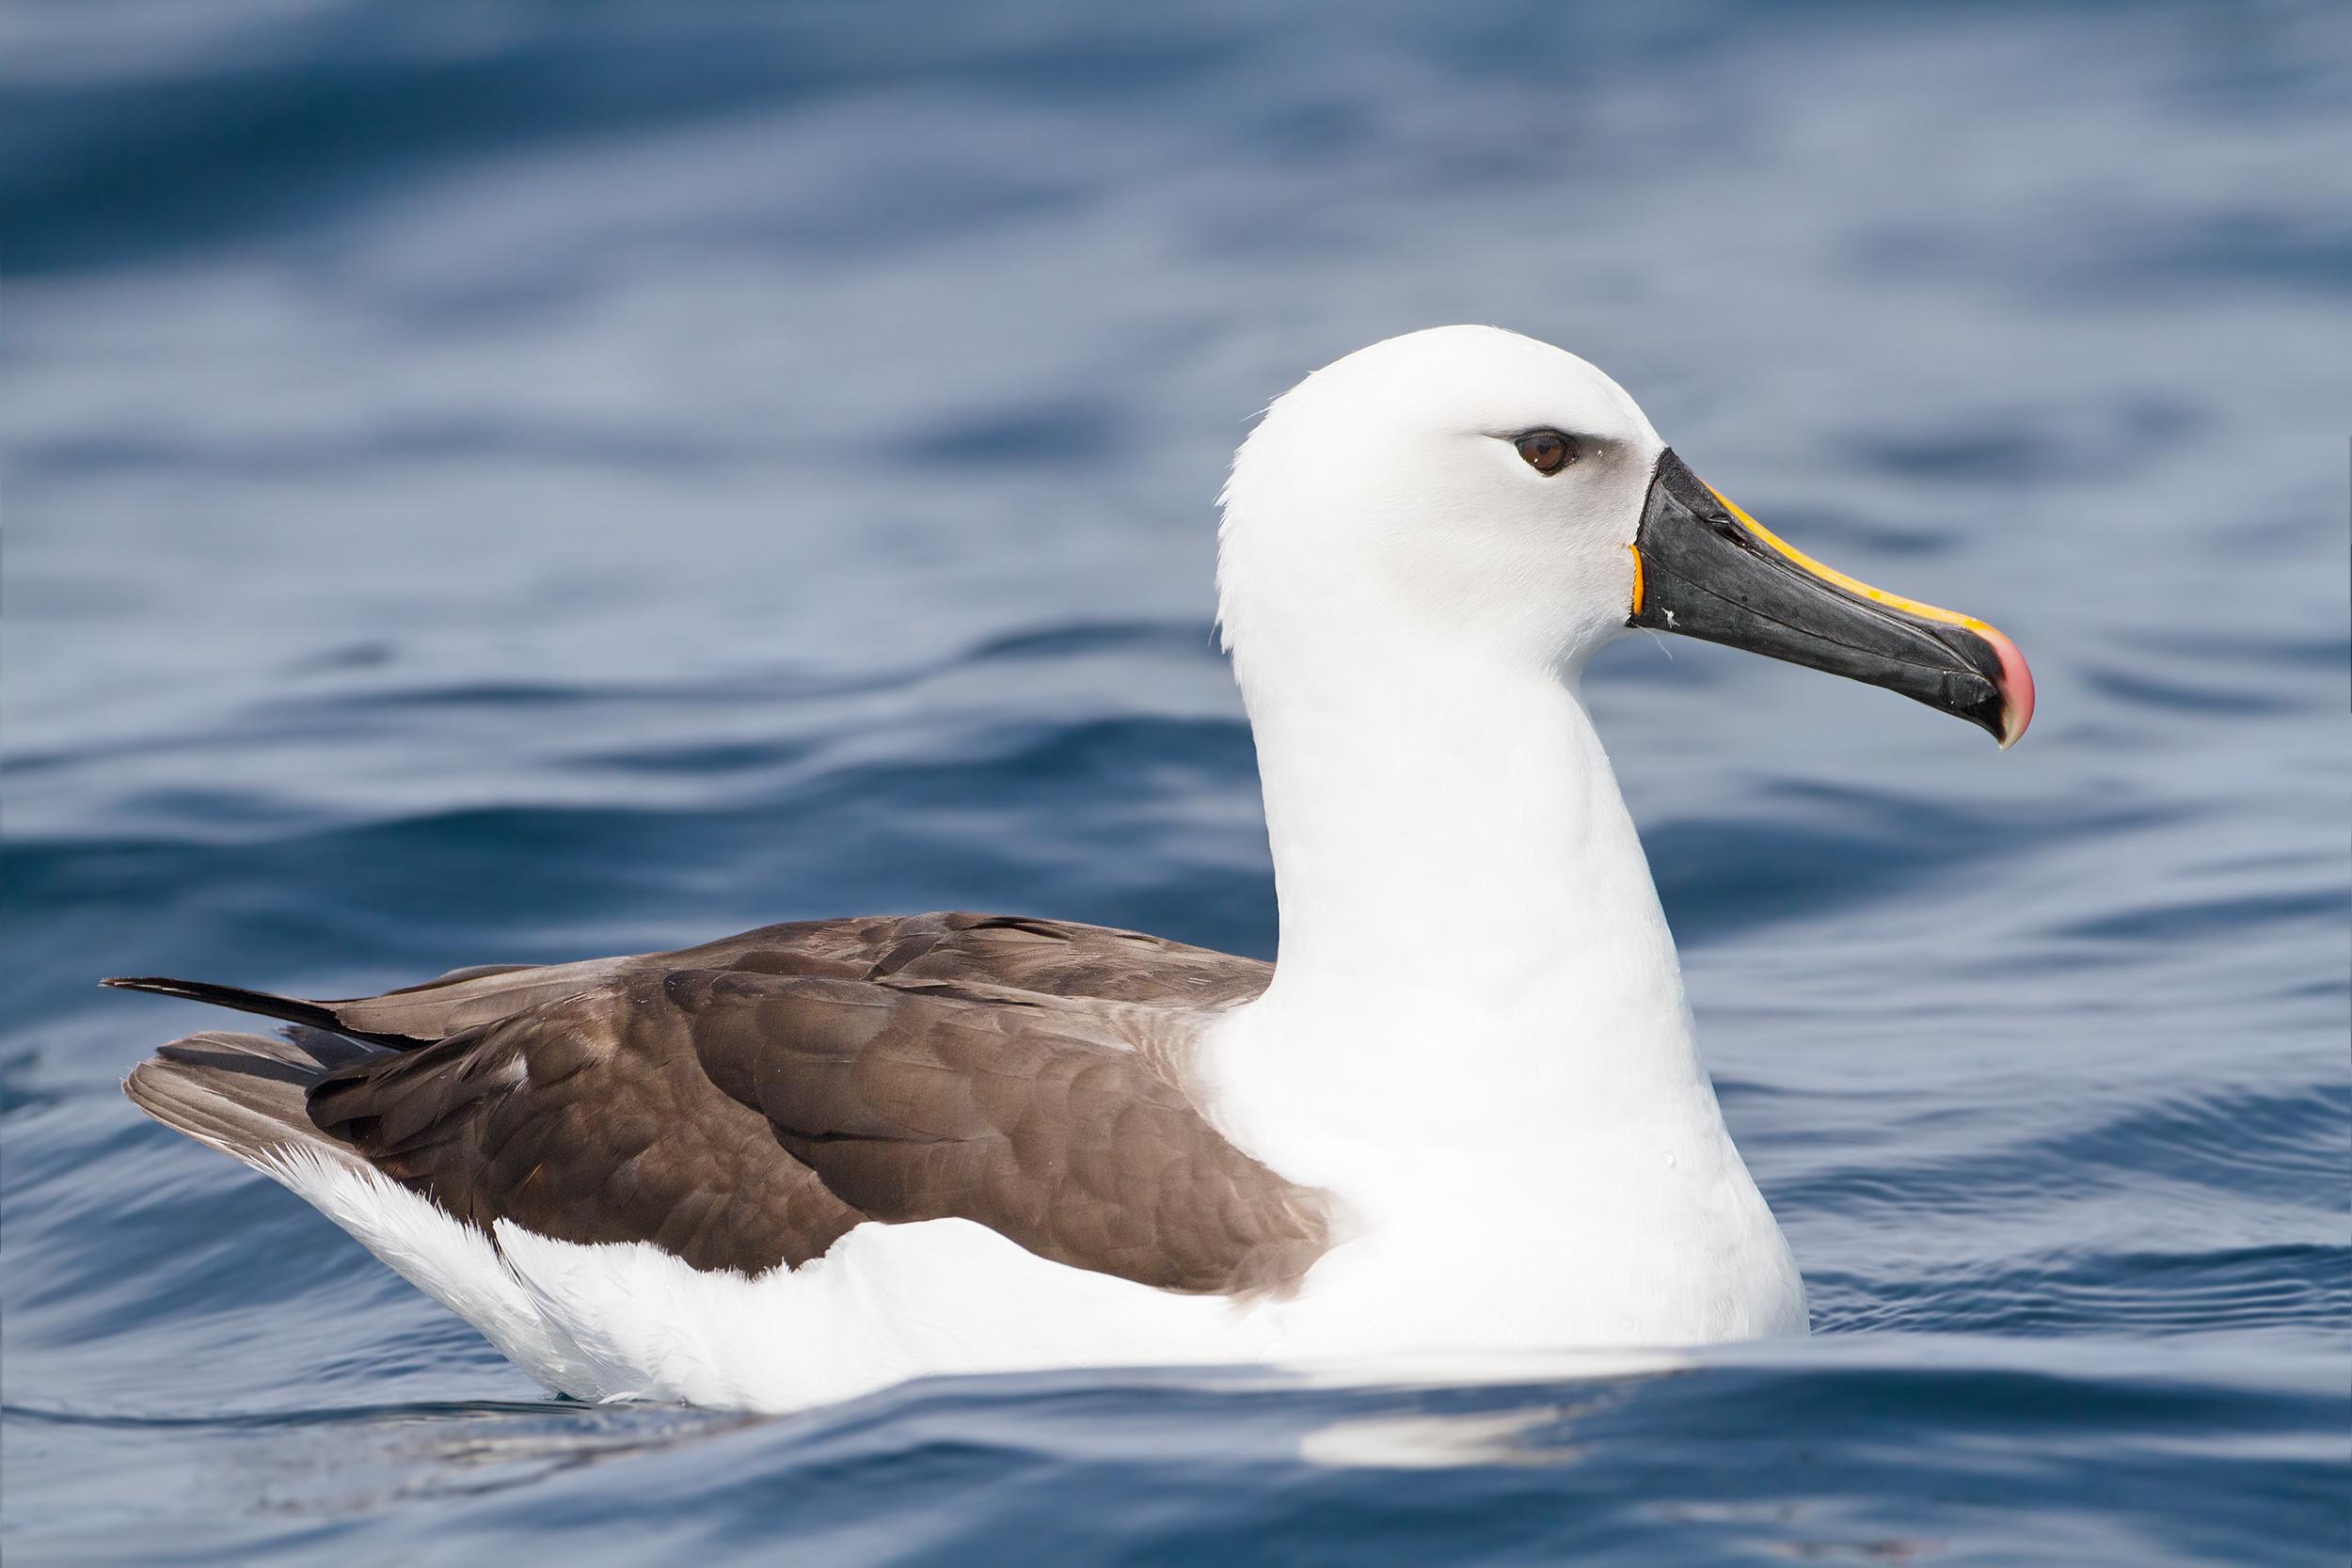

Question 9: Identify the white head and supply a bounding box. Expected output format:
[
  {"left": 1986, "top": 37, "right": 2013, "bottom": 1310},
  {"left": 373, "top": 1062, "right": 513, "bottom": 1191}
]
[
  {"left": 1215, "top": 324, "right": 2032, "bottom": 745},
  {"left": 1216, "top": 325, "right": 1662, "bottom": 691}
]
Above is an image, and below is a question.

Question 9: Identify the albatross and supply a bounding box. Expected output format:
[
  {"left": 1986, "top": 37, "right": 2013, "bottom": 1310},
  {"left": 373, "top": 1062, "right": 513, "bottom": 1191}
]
[{"left": 115, "top": 326, "right": 2033, "bottom": 1412}]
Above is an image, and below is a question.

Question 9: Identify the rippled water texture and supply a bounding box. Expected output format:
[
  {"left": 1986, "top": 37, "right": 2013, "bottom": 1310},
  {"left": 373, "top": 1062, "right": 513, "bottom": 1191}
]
[{"left": 5, "top": 4, "right": 2347, "bottom": 1563}]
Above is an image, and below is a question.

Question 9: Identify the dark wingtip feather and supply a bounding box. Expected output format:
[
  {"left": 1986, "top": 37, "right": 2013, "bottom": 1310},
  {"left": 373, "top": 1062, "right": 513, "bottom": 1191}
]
[
  {"left": 103, "top": 975, "right": 345, "bottom": 1032},
  {"left": 103, "top": 974, "right": 435, "bottom": 1050}
]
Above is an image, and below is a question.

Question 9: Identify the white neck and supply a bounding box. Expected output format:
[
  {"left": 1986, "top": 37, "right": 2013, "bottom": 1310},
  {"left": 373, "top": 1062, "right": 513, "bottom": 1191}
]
[{"left": 1215, "top": 626, "right": 1712, "bottom": 1153}]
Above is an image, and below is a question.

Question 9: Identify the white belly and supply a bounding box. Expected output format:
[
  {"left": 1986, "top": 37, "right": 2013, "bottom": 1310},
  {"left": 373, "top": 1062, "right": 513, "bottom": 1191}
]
[
  {"left": 259, "top": 1137, "right": 1803, "bottom": 1414},
  {"left": 262, "top": 1147, "right": 1281, "bottom": 1410},
  {"left": 1277, "top": 1168, "right": 1811, "bottom": 1357}
]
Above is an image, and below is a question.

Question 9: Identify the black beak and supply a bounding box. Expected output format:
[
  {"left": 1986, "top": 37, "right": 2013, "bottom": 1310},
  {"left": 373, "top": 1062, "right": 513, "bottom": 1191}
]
[{"left": 1628, "top": 450, "right": 2033, "bottom": 747}]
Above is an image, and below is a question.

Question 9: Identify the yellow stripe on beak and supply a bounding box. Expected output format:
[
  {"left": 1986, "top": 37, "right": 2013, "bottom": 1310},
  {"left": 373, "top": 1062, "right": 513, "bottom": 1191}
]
[
  {"left": 1706, "top": 484, "right": 1995, "bottom": 636},
  {"left": 1701, "top": 483, "right": 2035, "bottom": 748}
]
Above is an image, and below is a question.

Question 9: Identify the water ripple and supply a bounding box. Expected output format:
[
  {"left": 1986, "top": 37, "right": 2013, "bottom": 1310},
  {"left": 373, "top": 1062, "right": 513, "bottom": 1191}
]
[{"left": 6, "top": 3, "right": 2347, "bottom": 1564}]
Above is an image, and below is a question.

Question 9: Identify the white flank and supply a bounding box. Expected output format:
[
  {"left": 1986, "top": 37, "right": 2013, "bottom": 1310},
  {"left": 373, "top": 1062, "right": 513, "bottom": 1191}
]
[{"left": 259, "top": 1147, "right": 1276, "bottom": 1411}]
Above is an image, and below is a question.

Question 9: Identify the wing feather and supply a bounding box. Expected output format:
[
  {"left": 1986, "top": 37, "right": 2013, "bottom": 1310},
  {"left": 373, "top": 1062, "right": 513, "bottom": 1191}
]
[
  {"left": 669, "top": 967, "right": 1327, "bottom": 1295},
  {"left": 132, "top": 911, "right": 1312, "bottom": 1294}
]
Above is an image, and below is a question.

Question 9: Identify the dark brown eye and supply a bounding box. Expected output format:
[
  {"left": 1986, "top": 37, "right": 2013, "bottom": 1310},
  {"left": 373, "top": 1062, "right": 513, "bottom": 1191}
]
[{"left": 1515, "top": 430, "right": 1578, "bottom": 474}]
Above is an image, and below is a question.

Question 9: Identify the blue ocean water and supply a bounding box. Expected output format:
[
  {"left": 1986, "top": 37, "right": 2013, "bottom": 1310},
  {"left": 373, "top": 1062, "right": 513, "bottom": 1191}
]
[{"left": 4, "top": 3, "right": 2347, "bottom": 1562}]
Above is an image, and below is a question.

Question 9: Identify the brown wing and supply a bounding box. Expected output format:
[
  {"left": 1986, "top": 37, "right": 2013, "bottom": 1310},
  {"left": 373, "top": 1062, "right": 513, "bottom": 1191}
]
[
  {"left": 669, "top": 967, "right": 1327, "bottom": 1295},
  {"left": 307, "top": 978, "right": 865, "bottom": 1274},
  {"left": 275, "top": 912, "right": 1313, "bottom": 1292}
]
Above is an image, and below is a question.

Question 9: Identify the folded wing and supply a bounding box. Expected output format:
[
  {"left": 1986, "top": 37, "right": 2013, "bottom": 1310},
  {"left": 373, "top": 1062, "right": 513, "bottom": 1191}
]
[{"left": 126, "top": 912, "right": 1327, "bottom": 1296}]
